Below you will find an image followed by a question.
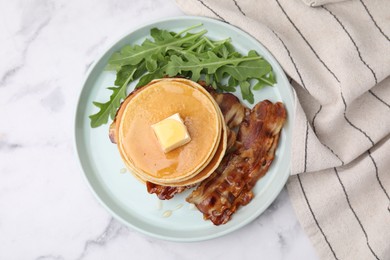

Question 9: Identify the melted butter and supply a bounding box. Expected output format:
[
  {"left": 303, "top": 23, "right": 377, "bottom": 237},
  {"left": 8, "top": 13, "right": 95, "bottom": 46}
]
[
  {"left": 157, "top": 119, "right": 185, "bottom": 143},
  {"left": 162, "top": 210, "right": 172, "bottom": 218},
  {"left": 120, "top": 81, "right": 219, "bottom": 180},
  {"left": 152, "top": 114, "right": 190, "bottom": 153},
  {"left": 174, "top": 203, "right": 183, "bottom": 210}
]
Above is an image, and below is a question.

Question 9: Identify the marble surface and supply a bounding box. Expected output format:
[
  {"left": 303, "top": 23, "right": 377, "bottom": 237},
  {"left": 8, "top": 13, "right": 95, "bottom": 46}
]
[{"left": 0, "top": 0, "right": 318, "bottom": 259}]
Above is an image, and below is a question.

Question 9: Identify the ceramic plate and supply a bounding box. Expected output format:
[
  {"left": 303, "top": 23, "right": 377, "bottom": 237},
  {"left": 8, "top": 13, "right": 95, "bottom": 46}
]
[{"left": 74, "top": 16, "right": 294, "bottom": 242}]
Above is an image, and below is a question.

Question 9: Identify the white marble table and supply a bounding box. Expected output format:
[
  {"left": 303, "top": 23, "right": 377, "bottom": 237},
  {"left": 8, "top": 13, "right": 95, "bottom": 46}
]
[{"left": 0, "top": 0, "right": 318, "bottom": 259}]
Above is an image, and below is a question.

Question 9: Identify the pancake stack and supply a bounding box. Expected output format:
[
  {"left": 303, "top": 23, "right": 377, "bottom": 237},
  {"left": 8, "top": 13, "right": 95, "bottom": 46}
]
[{"left": 114, "top": 78, "right": 227, "bottom": 187}]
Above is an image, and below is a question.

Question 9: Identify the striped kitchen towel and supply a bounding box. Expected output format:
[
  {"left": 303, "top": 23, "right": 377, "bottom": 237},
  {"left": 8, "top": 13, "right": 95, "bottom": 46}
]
[{"left": 175, "top": 0, "right": 390, "bottom": 259}]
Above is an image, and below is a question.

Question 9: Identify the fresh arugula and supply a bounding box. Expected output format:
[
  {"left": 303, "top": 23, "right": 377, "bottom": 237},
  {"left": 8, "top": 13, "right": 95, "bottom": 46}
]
[
  {"left": 89, "top": 66, "right": 136, "bottom": 128},
  {"left": 89, "top": 24, "right": 277, "bottom": 128}
]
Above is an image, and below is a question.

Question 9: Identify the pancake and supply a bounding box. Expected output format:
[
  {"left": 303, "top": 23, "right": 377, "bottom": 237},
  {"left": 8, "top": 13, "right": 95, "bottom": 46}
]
[
  {"left": 136, "top": 78, "right": 227, "bottom": 186},
  {"left": 117, "top": 78, "right": 225, "bottom": 185},
  {"left": 121, "top": 123, "right": 226, "bottom": 187}
]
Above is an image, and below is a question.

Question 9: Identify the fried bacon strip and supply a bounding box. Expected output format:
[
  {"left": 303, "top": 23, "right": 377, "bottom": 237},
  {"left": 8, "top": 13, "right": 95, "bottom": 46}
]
[
  {"left": 146, "top": 89, "right": 247, "bottom": 200},
  {"left": 186, "top": 100, "right": 287, "bottom": 225},
  {"left": 146, "top": 183, "right": 195, "bottom": 200},
  {"left": 209, "top": 90, "right": 247, "bottom": 152}
]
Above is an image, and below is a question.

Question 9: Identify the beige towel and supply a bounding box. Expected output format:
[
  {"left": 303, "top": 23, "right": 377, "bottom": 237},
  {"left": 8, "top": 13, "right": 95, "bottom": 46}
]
[{"left": 175, "top": 0, "right": 390, "bottom": 259}]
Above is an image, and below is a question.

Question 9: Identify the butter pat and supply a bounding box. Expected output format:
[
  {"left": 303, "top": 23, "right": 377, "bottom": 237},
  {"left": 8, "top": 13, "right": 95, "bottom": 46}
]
[{"left": 152, "top": 113, "right": 191, "bottom": 153}]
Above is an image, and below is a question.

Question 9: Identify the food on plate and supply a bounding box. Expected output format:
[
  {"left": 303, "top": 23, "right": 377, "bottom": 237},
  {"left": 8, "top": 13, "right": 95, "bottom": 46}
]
[
  {"left": 91, "top": 24, "right": 286, "bottom": 225},
  {"left": 109, "top": 77, "right": 287, "bottom": 224}
]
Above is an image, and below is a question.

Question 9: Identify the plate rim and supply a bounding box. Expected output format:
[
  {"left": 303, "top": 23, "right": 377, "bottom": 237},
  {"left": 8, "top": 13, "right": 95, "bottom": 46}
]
[{"left": 74, "top": 15, "right": 294, "bottom": 242}]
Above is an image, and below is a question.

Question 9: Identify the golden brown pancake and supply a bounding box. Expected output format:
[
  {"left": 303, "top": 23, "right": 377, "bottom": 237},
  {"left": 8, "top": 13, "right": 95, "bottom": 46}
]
[
  {"left": 117, "top": 78, "right": 225, "bottom": 185},
  {"left": 120, "top": 123, "right": 226, "bottom": 187}
]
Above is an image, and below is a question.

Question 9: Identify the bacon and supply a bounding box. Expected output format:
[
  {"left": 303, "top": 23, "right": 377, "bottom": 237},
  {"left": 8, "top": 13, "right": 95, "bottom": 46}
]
[
  {"left": 210, "top": 90, "right": 247, "bottom": 152},
  {"left": 146, "top": 182, "right": 195, "bottom": 200},
  {"left": 209, "top": 91, "right": 247, "bottom": 129},
  {"left": 186, "top": 100, "right": 287, "bottom": 225},
  {"left": 197, "top": 81, "right": 247, "bottom": 130}
]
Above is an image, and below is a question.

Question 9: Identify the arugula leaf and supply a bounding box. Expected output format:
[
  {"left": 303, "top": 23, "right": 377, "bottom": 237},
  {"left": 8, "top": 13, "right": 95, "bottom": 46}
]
[
  {"left": 150, "top": 28, "right": 174, "bottom": 43},
  {"left": 90, "top": 24, "right": 278, "bottom": 128},
  {"left": 205, "top": 73, "right": 212, "bottom": 86},
  {"left": 212, "top": 40, "right": 233, "bottom": 58},
  {"left": 218, "top": 84, "right": 236, "bottom": 92},
  {"left": 228, "top": 76, "right": 238, "bottom": 87},
  {"left": 136, "top": 66, "right": 166, "bottom": 87},
  {"left": 146, "top": 59, "right": 157, "bottom": 72},
  {"left": 253, "top": 80, "right": 266, "bottom": 91},
  {"left": 166, "top": 51, "right": 262, "bottom": 81},
  {"left": 261, "top": 70, "right": 276, "bottom": 85},
  {"left": 216, "top": 52, "right": 271, "bottom": 81},
  {"left": 213, "top": 71, "right": 222, "bottom": 85},
  {"left": 89, "top": 67, "right": 136, "bottom": 128},
  {"left": 166, "top": 54, "right": 202, "bottom": 81},
  {"left": 240, "top": 81, "right": 254, "bottom": 103},
  {"left": 253, "top": 71, "right": 277, "bottom": 90},
  {"left": 108, "top": 29, "right": 206, "bottom": 67},
  {"left": 211, "top": 80, "right": 217, "bottom": 90}
]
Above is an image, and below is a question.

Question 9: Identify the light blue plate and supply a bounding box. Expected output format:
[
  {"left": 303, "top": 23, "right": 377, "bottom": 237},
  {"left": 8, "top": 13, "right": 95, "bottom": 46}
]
[{"left": 74, "top": 16, "right": 294, "bottom": 242}]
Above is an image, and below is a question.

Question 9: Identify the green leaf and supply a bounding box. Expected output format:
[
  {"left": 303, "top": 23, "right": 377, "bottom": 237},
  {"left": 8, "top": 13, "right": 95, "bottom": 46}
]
[
  {"left": 146, "top": 59, "right": 157, "bottom": 72},
  {"left": 165, "top": 51, "right": 262, "bottom": 81},
  {"left": 205, "top": 73, "right": 212, "bottom": 85},
  {"left": 213, "top": 71, "right": 222, "bottom": 85},
  {"left": 218, "top": 84, "right": 236, "bottom": 92},
  {"left": 174, "top": 23, "right": 203, "bottom": 38},
  {"left": 240, "top": 81, "right": 254, "bottom": 104},
  {"left": 225, "top": 41, "right": 236, "bottom": 54},
  {"left": 253, "top": 80, "right": 266, "bottom": 90},
  {"left": 150, "top": 28, "right": 174, "bottom": 43},
  {"left": 108, "top": 29, "right": 207, "bottom": 67},
  {"left": 133, "top": 61, "right": 147, "bottom": 79},
  {"left": 136, "top": 66, "right": 166, "bottom": 87},
  {"left": 253, "top": 71, "right": 277, "bottom": 90},
  {"left": 211, "top": 81, "right": 217, "bottom": 89},
  {"left": 165, "top": 54, "right": 203, "bottom": 81},
  {"left": 228, "top": 51, "right": 243, "bottom": 59},
  {"left": 219, "top": 45, "right": 229, "bottom": 58},
  {"left": 212, "top": 40, "right": 232, "bottom": 58},
  {"left": 186, "top": 37, "right": 206, "bottom": 52},
  {"left": 216, "top": 58, "right": 272, "bottom": 82},
  {"left": 228, "top": 76, "right": 238, "bottom": 87},
  {"left": 196, "top": 41, "right": 206, "bottom": 53},
  {"left": 89, "top": 67, "right": 136, "bottom": 127},
  {"left": 262, "top": 70, "right": 277, "bottom": 85}
]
